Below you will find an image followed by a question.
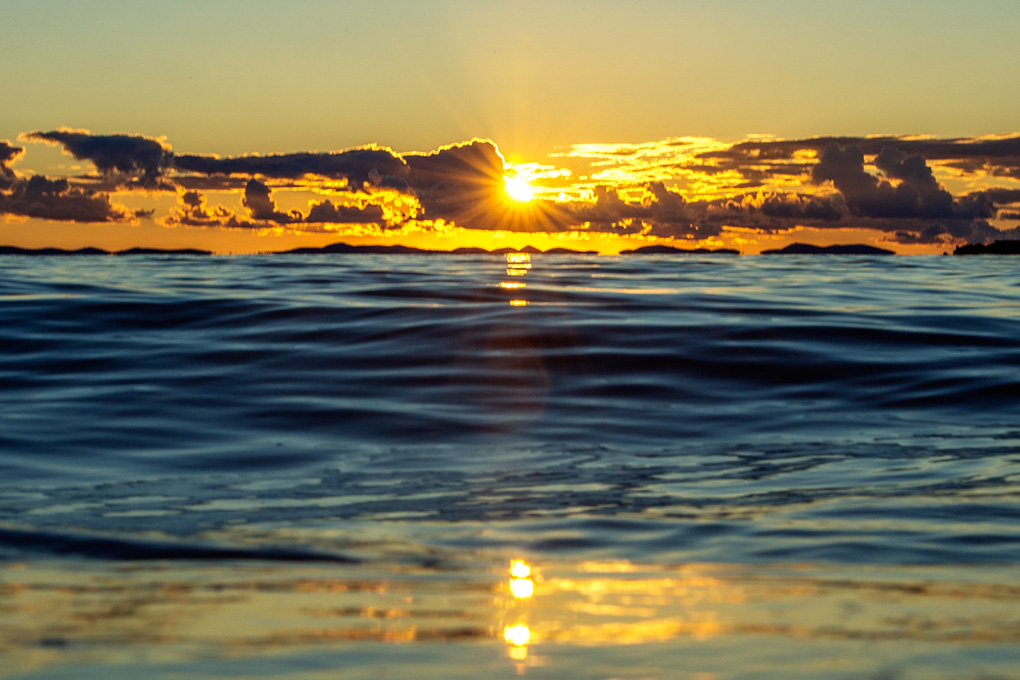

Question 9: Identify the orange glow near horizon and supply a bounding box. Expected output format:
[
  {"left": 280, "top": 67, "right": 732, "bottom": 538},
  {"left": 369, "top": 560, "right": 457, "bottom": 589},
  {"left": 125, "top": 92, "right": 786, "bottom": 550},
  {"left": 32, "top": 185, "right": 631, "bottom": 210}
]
[
  {"left": 1, "top": 128, "right": 1008, "bottom": 256},
  {"left": 0, "top": 212, "right": 960, "bottom": 256}
]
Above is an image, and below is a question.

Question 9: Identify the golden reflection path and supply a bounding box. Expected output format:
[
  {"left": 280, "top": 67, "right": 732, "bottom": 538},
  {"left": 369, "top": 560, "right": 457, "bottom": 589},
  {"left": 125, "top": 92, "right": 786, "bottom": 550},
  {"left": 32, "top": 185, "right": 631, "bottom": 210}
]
[
  {"left": 502, "top": 252, "right": 532, "bottom": 306},
  {"left": 2, "top": 558, "right": 1019, "bottom": 677}
]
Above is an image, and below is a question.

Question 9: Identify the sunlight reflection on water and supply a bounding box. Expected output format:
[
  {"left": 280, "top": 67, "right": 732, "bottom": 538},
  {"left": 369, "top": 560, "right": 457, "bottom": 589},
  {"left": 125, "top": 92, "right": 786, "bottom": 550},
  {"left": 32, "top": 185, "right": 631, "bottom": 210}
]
[{"left": 3, "top": 556, "right": 1018, "bottom": 679}]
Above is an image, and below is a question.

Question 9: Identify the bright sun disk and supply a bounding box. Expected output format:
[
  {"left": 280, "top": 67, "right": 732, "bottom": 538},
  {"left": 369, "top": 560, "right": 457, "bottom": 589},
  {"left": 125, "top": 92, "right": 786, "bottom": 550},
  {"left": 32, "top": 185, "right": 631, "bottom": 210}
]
[{"left": 504, "top": 176, "right": 535, "bottom": 202}]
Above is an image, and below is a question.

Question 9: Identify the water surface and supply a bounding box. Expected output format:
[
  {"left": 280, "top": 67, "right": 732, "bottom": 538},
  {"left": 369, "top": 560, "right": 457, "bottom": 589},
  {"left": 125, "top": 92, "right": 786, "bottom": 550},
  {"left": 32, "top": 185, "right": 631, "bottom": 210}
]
[{"left": 1, "top": 253, "right": 1018, "bottom": 679}]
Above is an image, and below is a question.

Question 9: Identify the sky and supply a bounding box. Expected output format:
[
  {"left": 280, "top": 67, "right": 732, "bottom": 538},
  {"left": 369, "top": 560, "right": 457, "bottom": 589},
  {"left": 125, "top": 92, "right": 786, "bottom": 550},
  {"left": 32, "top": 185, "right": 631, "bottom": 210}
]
[{"left": 3, "top": 0, "right": 1020, "bottom": 254}]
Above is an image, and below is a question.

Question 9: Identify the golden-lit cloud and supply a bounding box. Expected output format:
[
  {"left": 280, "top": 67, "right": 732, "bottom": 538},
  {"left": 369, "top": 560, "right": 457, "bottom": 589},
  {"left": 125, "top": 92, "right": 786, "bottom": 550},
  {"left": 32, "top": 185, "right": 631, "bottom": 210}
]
[{"left": 7, "top": 128, "right": 1020, "bottom": 250}]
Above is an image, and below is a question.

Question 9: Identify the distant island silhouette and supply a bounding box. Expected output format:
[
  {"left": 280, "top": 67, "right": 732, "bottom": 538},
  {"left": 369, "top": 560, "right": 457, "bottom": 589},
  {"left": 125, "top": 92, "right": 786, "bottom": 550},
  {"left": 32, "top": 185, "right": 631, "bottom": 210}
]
[
  {"left": 281, "top": 243, "right": 739, "bottom": 255},
  {"left": 280, "top": 243, "right": 599, "bottom": 255},
  {"left": 760, "top": 243, "right": 895, "bottom": 255},
  {"left": 617, "top": 245, "right": 739, "bottom": 255},
  {"left": 0, "top": 246, "right": 211, "bottom": 256},
  {"left": 954, "top": 240, "right": 1020, "bottom": 255},
  {"left": 0, "top": 242, "right": 919, "bottom": 257}
]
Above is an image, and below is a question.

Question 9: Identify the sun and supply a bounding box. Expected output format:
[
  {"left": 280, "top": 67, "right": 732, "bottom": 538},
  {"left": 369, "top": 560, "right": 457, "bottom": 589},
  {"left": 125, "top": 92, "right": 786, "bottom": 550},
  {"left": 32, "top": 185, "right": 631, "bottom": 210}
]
[{"left": 504, "top": 176, "right": 535, "bottom": 202}]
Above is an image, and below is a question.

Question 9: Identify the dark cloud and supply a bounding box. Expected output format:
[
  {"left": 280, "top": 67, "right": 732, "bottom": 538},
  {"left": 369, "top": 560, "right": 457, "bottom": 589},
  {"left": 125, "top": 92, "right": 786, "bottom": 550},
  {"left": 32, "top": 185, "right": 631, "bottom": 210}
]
[
  {"left": 163, "top": 190, "right": 237, "bottom": 228},
  {"left": 811, "top": 143, "right": 988, "bottom": 219},
  {"left": 889, "top": 220, "right": 1020, "bottom": 245},
  {"left": 242, "top": 178, "right": 301, "bottom": 223},
  {"left": 174, "top": 175, "right": 252, "bottom": 192},
  {"left": 759, "top": 192, "right": 844, "bottom": 222},
  {"left": 1, "top": 140, "right": 24, "bottom": 189},
  {"left": 174, "top": 147, "right": 408, "bottom": 191},
  {"left": 164, "top": 182, "right": 391, "bottom": 231},
  {"left": 402, "top": 139, "right": 574, "bottom": 232},
  {"left": 571, "top": 185, "right": 646, "bottom": 224},
  {"left": 305, "top": 200, "right": 385, "bottom": 224},
  {"left": 561, "top": 183, "right": 722, "bottom": 239},
  {"left": 10, "top": 129, "right": 1020, "bottom": 246},
  {"left": 0, "top": 140, "right": 22, "bottom": 166},
  {"left": 0, "top": 174, "right": 131, "bottom": 222},
  {"left": 704, "top": 134, "right": 1020, "bottom": 164},
  {"left": 24, "top": 128, "right": 173, "bottom": 187},
  {"left": 404, "top": 139, "right": 504, "bottom": 210},
  {"left": 698, "top": 134, "right": 1020, "bottom": 188},
  {"left": 973, "top": 188, "right": 1020, "bottom": 206}
]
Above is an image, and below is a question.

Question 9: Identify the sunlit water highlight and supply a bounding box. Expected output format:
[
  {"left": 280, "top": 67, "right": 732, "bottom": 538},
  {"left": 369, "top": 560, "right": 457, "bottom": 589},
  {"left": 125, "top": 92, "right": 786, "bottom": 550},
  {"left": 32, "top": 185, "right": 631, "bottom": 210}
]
[{"left": 0, "top": 253, "right": 1018, "bottom": 679}]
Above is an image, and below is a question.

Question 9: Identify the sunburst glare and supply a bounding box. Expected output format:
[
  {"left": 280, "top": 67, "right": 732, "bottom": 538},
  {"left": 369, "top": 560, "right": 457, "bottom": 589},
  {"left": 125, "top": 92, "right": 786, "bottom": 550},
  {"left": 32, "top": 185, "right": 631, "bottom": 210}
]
[{"left": 504, "top": 176, "right": 535, "bottom": 202}]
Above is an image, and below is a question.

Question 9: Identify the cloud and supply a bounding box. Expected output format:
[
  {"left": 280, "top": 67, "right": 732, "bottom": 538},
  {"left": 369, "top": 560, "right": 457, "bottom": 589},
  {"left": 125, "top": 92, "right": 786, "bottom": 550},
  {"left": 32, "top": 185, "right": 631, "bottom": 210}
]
[
  {"left": 24, "top": 128, "right": 173, "bottom": 187},
  {"left": 695, "top": 134, "right": 1020, "bottom": 193},
  {"left": 890, "top": 220, "right": 1020, "bottom": 245},
  {"left": 0, "top": 174, "right": 132, "bottom": 222},
  {"left": 163, "top": 181, "right": 392, "bottom": 231},
  {"left": 305, "top": 200, "right": 386, "bottom": 224},
  {"left": 974, "top": 188, "right": 1020, "bottom": 206},
  {"left": 0, "top": 140, "right": 23, "bottom": 189},
  {"left": 404, "top": 139, "right": 503, "bottom": 205},
  {"left": 0, "top": 140, "right": 23, "bottom": 167},
  {"left": 703, "top": 134, "right": 1020, "bottom": 165},
  {"left": 811, "top": 142, "right": 993, "bottom": 220},
  {"left": 9, "top": 128, "right": 1020, "bottom": 246},
  {"left": 242, "top": 178, "right": 301, "bottom": 223},
  {"left": 163, "top": 190, "right": 238, "bottom": 228},
  {"left": 757, "top": 192, "right": 844, "bottom": 222},
  {"left": 168, "top": 139, "right": 574, "bottom": 233},
  {"left": 400, "top": 139, "right": 574, "bottom": 232},
  {"left": 174, "top": 146, "right": 409, "bottom": 191}
]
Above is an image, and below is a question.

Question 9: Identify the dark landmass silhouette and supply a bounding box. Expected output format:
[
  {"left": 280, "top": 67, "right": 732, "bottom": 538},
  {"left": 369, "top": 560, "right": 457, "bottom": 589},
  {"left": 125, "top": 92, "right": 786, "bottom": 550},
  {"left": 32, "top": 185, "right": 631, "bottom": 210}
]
[
  {"left": 618, "top": 245, "right": 740, "bottom": 255},
  {"left": 0, "top": 246, "right": 211, "bottom": 256},
  {"left": 279, "top": 243, "right": 598, "bottom": 255},
  {"left": 954, "top": 240, "right": 1020, "bottom": 255},
  {"left": 281, "top": 242, "right": 742, "bottom": 256},
  {"left": 760, "top": 243, "right": 895, "bottom": 255},
  {"left": 116, "top": 247, "right": 212, "bottom": 256},
  {"left": 0, "top": 242, "right": 911, "bottom": 257}
]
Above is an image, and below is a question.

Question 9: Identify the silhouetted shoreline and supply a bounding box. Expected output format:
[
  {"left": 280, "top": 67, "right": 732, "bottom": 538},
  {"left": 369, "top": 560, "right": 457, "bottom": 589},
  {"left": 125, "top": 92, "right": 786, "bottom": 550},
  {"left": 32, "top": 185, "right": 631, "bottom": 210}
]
[
  {"left": 760, "top": 243, "right": 895, "bottom": 255},
  {"left": 0, "top": 246, "right": 212, "bottom": 256},
  {"left": 13, "top": 241, "right": 1016, "bottom": 257},
  {"left": 953, "top": 240, "right": 1020, "bottom": 255},
  {"left": 281, "top": 243, "right": 600, "bottom": 255},
  {"left": 617, "top": 245, "right": 740, "bottom": 255}
]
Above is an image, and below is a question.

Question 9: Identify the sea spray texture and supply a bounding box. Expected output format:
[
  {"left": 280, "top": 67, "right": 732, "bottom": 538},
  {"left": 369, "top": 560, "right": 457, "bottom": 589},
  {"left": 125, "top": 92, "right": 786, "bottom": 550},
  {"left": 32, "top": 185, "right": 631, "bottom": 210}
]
[{"left": 1, "top": 253, "right": 1019, "bottom": 679}]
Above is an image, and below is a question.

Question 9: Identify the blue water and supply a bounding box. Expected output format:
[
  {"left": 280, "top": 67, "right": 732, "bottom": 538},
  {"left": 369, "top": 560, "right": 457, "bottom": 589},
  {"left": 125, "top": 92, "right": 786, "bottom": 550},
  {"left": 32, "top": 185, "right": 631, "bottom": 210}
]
[{"left": 1, "top": 253, "right": 1019, "bottom": 679}]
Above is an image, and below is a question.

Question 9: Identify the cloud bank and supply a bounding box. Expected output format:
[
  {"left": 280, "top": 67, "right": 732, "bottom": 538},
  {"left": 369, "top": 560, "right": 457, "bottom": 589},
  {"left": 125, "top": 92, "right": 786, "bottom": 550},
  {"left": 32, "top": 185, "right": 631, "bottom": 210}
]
[{"left": 7, "top": 127, "right": 1020, "bottom": 248}]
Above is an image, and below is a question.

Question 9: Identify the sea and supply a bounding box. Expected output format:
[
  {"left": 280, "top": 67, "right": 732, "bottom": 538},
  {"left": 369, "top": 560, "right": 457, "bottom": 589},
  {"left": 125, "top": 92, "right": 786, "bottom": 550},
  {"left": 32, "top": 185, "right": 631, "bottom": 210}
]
[{"left": 0, "top": 252, "right": 1018, "bottom": 680}]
